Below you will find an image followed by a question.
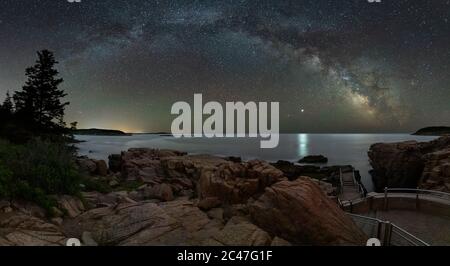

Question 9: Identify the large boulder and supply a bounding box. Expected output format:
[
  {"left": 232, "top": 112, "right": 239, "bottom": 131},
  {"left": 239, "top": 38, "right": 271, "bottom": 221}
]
[
  {"left": 249, "top": 177, "right": 367, "bottom": 246},
  {"left": 76, "top": 157, "right": 108, "bottom": 176},
  {"left": 368, "top": 141, "right": 425, "bottom": 191},
  {"left": 368, "top": 136, "right": 450, "bottom": 192}
]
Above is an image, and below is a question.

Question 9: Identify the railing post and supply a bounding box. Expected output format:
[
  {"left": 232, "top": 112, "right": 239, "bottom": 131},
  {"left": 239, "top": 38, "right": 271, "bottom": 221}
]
[
  {"left": 376, "top": 221, "right": 382, "bottom": 240},
  {"left": 416, "top": 187, "right": 420, "bottom": 210},
  {"left": 383, "top": 221, "right": 393, "bottom": 246},
  {"left": 384, "top": 187, "right": 388, "bottom": 211}
]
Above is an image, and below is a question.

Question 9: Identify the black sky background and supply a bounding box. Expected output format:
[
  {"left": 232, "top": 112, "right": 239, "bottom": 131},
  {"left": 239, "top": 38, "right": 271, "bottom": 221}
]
[{"left": 0, "top": 0, "right": 449, "bottom": 133}]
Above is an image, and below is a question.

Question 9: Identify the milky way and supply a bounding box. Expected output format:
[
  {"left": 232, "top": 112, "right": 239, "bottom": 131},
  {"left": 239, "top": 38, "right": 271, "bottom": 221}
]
[{"left": 0, "top": 0, "right": 449, "bottom": 133}]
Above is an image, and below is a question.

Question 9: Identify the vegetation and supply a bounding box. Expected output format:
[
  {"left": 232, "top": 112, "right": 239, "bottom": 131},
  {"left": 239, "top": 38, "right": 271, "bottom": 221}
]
[
  {"left": 0, "top": 139, "right": 81, "bottom": 214},
  {"left": 0, "top": 50, "right": 81, "bottom": 214},
  {"left": 0, "top": 50, "right": 74, "bottom": 143}
]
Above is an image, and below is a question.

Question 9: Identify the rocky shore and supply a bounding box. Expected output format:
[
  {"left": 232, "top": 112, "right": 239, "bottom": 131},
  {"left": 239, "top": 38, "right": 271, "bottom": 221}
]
[
  {"left": 0, "top": 148, "right": 367, "bottom": 246},
  {"left": 369, "top": 136, "right": 450, "bottom": 192}
]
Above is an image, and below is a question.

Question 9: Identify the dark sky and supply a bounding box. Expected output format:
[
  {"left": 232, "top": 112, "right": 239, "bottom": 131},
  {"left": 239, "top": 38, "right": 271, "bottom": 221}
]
[{"left": 0, "top": 0, "right": 449, "bottom": 133}]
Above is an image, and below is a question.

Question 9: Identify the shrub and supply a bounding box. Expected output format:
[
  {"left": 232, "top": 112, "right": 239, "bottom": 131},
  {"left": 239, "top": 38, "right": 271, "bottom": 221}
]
[{"left": 0, "top": 138, "right": 81, "bottom": 214}]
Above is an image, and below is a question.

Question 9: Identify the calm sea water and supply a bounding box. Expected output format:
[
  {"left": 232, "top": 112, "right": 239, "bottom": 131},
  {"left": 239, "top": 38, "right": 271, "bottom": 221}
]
[{"left": 75, "top": 134, "right": 437, "bottom": 192}]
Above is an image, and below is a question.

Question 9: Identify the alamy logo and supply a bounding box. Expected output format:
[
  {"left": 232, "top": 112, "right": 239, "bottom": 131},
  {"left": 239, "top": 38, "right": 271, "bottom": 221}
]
[
  {"left": 171, "top": 94, "right": 280, "bottom": 149},
  {"left": 67, "top": 0, "right": 81, "bottom": 3}
]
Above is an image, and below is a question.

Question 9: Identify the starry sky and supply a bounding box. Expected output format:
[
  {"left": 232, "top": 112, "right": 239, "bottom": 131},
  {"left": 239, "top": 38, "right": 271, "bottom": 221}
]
[{"left": 0, "top": 0, "right": 449, "bottom": 133}]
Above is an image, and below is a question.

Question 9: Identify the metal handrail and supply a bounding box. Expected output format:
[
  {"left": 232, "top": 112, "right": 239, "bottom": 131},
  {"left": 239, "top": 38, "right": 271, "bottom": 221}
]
[
  {"left": 391, "top": 223, "right": 430, "bottom": 246},
  {"left": 384, "top": 188, "right": 450, "bottom": 201},
  {"left": 347, "top": 213, "right": 430, "bottom": 246},
  {"left": 352, "top": 171, "right": 366, "bottom": 197}
]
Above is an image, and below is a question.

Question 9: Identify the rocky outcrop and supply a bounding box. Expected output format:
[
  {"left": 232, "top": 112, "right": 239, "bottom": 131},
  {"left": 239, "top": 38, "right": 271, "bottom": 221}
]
[
  {"left": 111, "top": 149, "right": 286, "bottom": 206},
  {"left": 0, "top": 147, "right": 366, "bottom": 246},
  {"left": 368, "top": 141, "right": 425, "bottom": 191},
  {"left": 298, "top": 155, "right": 328, "bottom": 164},
  {"left": 369, "top": 136, "right": 450, "bottom": 192},
  {"left": 0, "top": 212, "right": 66, "bottom": 246},
  {"left": 421, "top": 148, "right": 450, "bottom": 192},
  {"left": 249, "top": 177, "right": 367, "bottom": 246}
]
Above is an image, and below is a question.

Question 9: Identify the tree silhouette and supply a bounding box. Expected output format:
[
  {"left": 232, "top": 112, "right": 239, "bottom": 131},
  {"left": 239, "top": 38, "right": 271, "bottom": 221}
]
[
  {"left": 1, "top": 91, "right": 14, "bottom": 114},
  {"left": 13, "top": 50, "right": 69, "bottom": 133}
]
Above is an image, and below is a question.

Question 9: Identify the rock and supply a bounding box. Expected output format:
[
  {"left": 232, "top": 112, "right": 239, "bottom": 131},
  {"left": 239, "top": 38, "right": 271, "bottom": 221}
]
[
  {"left": 108, "top": 154, "right": 122, "bottom": 173},
  {"left": 369, "top": 136, "right": 450, "bottom": 192},
  {"left": 223, "top": 204, "right": 249, "bottom": 220},
  {"left": 117, "top": 149, "right": 286, "bottom": 204},
  {"left": 271, "top": 237, "right": 292, "bottom": 246},
  {"left": 141, "top": 184, "right": 174, "bottom": 201},
  {"left": 76, "top": 157, "right": 97, "bottom": 175},
  {"left": 81, "top": 232, "right": 98, "bottom": 246},
  {"left": 209, "top": 216, "right": 272, "bottom": 246},
  {"left": 120, "top": 148, "right": 186, "bottom": 182},
  {"left": 65, "top": 200, "right": 224, "bottom": 246},
  {"left": 51, "top": 207, "right": 64, "bottom": 218},
  {"left": 298, "top": 155, "right": 328, "bottom": 164},
  {"left": 249, "top": 177, "right": 367, "bottom": 245},
  {"left": 109, "top": 180, "right": 119, "bottom": 187},
  {"left": 207, "top": 208, "right": 224, "bottom": 221},
  {"left": 0, "top": 200, "right": 10, "bottom": 209},
  {"left": 198, "top": 159, "right": 286, "bottom": 206},
  {"left": 57, "top": 195, "right": 85, "bottom": 218},
  {"left": 95, "top": 160, "right": 108, "bottom": 176},
  {"left": 420, "top": 149, "right": 450, "bottom": 192},
  {"left": 271, "top": 160, "right": 325, "bottom": 180},
  {"left": 198, "top": 197, "right": 222, "bottom": 210},
  {"left": 225, "top": 156, "right": 242, "bottom": 163},
  {"left": 51, "top": 217, "right": 63, "bottom": 226},
  {"left": 0, "top": 213, "right": 66, "bottom": 246},
  {"left": 10, "top": 200, "right": 46, "bottom": 219},
  {"left": 368, "top": 141, "right": 424, "bottom": 191}
]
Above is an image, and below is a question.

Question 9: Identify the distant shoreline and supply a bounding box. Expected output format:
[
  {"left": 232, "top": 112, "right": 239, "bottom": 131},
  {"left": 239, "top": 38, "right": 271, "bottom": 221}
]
[
  {"left": 412, "top": 126, "right": 450, "bottom": 136},
  {"left": 72, "top": 128, "right": 132, "bottom": 136}
]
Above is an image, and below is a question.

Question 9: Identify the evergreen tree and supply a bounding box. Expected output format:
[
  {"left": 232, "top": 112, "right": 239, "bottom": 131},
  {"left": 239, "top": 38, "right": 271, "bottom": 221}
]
[
  {"left": 1, "top": 91, "right": 14, "bottom": 114},
  {"left": 13, "top": 50, "right": 69, "bottom": 132}
]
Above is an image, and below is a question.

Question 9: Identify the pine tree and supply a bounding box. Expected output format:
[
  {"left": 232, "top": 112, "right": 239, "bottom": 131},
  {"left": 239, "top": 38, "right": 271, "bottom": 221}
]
[
  {"left": 13, "top": 50, "right": 69, "bottom": 132},
  {"left": 2, "top": 91, "right": 14, "bottom": 114}
]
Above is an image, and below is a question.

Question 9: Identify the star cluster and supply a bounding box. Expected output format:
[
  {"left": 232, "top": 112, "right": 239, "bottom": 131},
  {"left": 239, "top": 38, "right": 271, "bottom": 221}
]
[{"left": 0, "top": 0, "right": 449, "bottom": 132}]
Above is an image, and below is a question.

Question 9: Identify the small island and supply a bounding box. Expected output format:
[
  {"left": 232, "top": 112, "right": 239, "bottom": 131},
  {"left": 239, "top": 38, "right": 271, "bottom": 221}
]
[
  {"left": 72, "top": 128, "right": 132, "bottom": 136},
  {"left": 413, "top": 126, "right": 450, "bottom": 136}
]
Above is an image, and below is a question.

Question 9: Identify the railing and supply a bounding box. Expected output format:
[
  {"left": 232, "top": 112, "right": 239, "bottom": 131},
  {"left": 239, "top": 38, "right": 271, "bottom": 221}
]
[
  {"left": 338, "top": 167, "right": 367, "bottom": 198},
  {"left": 348, "top": 213, "right": 430, "bottom": 246},
  {"left": 384, "top": 188, "right": 450, "bottom": 200},
  {"left": 338, "top": 168, "right": 344, "bottom": 195},
  {"left": 383, "top": 187, "right": 450, "bottom": 210},
  {"left": 352, "top": 171, "right": 367, "bottom": 198}
]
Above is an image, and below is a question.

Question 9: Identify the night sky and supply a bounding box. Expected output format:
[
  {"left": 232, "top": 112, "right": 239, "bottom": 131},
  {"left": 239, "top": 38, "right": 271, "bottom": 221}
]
[{"left": 0, "top": 0, "right": 449, "bottom": 133}]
